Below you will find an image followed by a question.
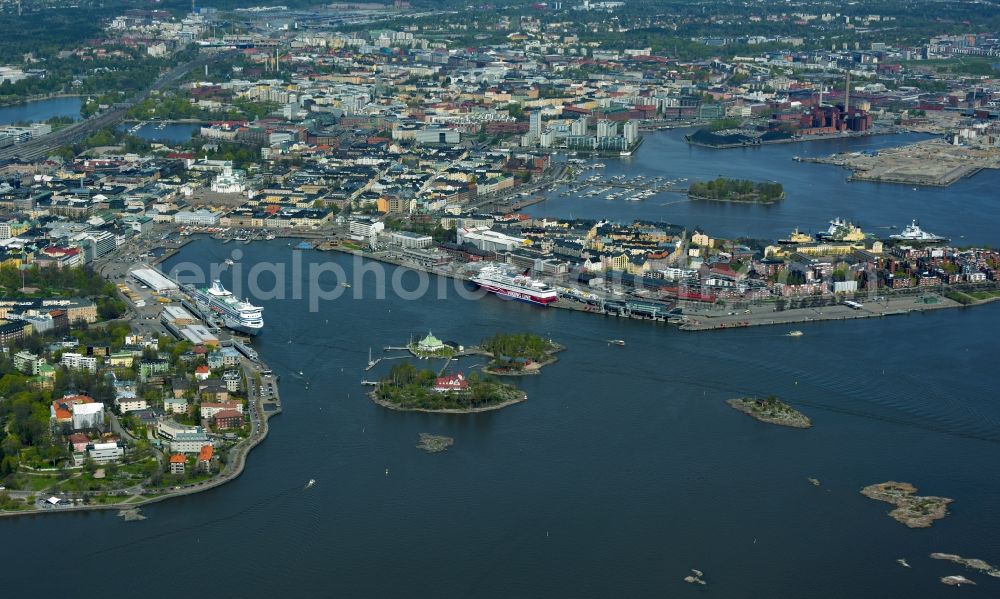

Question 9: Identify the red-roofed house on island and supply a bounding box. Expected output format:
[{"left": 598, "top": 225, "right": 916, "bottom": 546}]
[{"left": 433, "top": 373, "right": 469, "bottom": 393}]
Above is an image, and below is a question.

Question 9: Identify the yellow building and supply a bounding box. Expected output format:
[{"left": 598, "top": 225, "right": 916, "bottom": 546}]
[
  {"left": 603, "top": 253, "right": 629, "bottom": 271},
  {"left": 108, "top": 353, "right": 136, "bottom": 368},
  {"left": 794, "top": 243, "right": 865, "bottom": 256},
  {"left": 691, "top": 232, "right": 715, "bottom": 248},
  {"left": 626, "top": 258, "right": 651, "bottom": 276}
]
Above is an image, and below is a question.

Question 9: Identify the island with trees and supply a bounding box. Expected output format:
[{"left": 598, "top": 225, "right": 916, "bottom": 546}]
[
  {"left": 688, "top": 178, "right": 785, "bottom": 203},
  {"left": 727, "top": 396, "right": 811, "bottom": 428},
  {"left": 480, "top": 333, "right": 564, "bottom": 376},
  {"left": 371, "top": 362, "right": 526, "bottom": 413}
]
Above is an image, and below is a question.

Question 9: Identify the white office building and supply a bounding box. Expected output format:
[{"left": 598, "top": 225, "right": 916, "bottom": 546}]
[
  {"left": 72, "top": 402, "right": 105, "bottom": 430},
  {"left": 596, "top": 120, "right": 618, "bottom": 138},
  {"left": 456, "top": 227, "right": 527, "bottom": 252},
  {"left": 389, "top": 230, "right": 434, "bottom": 249},
  {"left": 623, "top": 120, "right": 639, "bottom": 144},
  {"left": 61, "top": 352, "right": 98, "bottom": 373},
  {"left": 529, "top": 111, "right": 542, "bottom": 137},
  {"left": 158, "top": 419, "right": 211, "bottom": 453},
  {"left": 88, "top": 442, "right": 124, "bottom": 464},
  {"left": 174, "top": 208, "right": 221, "bottom": 226},
  {"left": 349, "top": 218, "right": 385, "bottom": 242}
]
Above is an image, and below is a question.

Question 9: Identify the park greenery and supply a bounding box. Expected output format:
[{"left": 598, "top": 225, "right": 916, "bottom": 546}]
[
  {"left": 190, "top": 141, "right": 264, "bottom": 169},
  {"left": 709, "top": 118, "right": 744, "bottom": 131},
  {"left": 0, "top": 349, "right": 118, "bottom": 479},
  {"left": 946, "top": 289, "right": 1000, "bottom": 305},
  {"left": 127, "top": 93, "right": 277, "bottom": 122},
  {"left": 688, "top": 178, "right": 785, "bottom": 203},
  {"left": 51, "top": 126, "right": 152, "bottom": 162},
  {"left": 0, "top": 264, "right": 128, "bottom": 320},
  {"left": 382, "top": 216, "right": 456, "bottom": 244},
  {"left": 375, "top": 362, "right": 523, "bottom": 411},
  {"left": 0, "top": 45, "right": 196, "bottom": 108}
]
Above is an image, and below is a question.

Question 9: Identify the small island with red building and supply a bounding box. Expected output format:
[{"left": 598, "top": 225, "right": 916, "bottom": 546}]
[{"left": 370, "top": 362, "right": 526, "bottom": 413}]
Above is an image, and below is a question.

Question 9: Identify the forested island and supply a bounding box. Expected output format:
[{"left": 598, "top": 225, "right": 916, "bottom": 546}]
[
  {"left": 688, "top": 178, "right": 785, "bottom": 203},
  {"left": 371, "top": 362, "right": 525, "bottom": 413},
  {"left": 727, "top": 396, "right": 811, "bottom": 428},
  {"left": 480, "top": 333, "right": 563, "bottom": 375}
]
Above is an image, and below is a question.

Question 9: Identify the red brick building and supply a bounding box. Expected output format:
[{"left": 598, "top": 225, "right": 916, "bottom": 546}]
[{"left": 213, "top": 409, "right": 243, "bottom": 430}]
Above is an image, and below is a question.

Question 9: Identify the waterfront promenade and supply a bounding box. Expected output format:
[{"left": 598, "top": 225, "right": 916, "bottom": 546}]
[
  {"left": 310, "top": 241, "right": 1000, "bottom": 332},
  {"left": 676, "top": 294, "right": 979, "bottom": 331}
]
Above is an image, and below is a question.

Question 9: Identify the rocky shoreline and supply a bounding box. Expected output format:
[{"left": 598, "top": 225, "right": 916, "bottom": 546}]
[
  {"left": 930, "top": 553, "right": 1000, "bottom": 578},
  {"left": 860, "top": 481, "right": 953, "bottom": 528},
  {"left": 481, "top": 354, "right": 560, "bottom": 376},
  {"left": 687, "top": 193, "right": 784, "bottom": 204},
  {"left": 368, "top": 388, "right": 527, "bottom": 414},
  {"left": 417, "top": 433, "right": 454, "bottom": 453}
]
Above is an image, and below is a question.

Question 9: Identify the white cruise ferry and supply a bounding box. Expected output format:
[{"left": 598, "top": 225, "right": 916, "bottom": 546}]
[
  {"left": 186, "top": 280, "right": 263, "bottom": 335},
  {"left": 471, "top": 264, "right": 558, "bottom": 306}
]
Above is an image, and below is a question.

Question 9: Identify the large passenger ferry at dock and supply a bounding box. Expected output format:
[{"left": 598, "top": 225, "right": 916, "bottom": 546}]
[
  {"left": 184, "top": 280, "right": 264, "bottom": 335},
  {"left": 471, "top": 264, "right": 558, "bottom": 306}
]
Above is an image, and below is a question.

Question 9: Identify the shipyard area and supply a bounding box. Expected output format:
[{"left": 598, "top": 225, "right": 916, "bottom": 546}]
[{"left": 799, "top": 136, "right": 1000, "bottom": 187}]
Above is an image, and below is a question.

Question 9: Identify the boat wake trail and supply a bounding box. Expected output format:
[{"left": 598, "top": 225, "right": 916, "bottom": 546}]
[
  {"left": 614, "top": 365, "right": 1000, "bottom": 445},
  {"left": 89, "top": 484, "right": 304, "bottom": 556}
]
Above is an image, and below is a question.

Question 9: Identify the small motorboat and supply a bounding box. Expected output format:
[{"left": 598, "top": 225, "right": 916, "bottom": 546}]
[
  {"left": 787, "top": 331, "right": 804, "bottom": 337},
  {"left": 305, "top": 479, "right": 315, "bottom": 489},
  {"left": 607, "top": 339, "right": 626, "bottom": 346}
]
